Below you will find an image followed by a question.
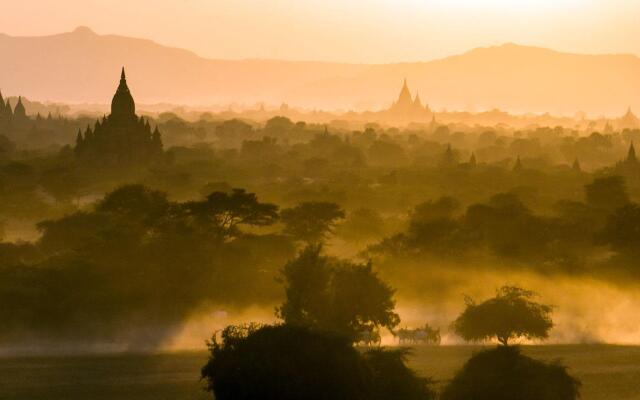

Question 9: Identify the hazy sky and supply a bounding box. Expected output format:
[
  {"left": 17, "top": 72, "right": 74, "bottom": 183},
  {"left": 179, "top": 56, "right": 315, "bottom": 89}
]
[{"left": 2, "top": 0, "right": 639, "bottom": 63}]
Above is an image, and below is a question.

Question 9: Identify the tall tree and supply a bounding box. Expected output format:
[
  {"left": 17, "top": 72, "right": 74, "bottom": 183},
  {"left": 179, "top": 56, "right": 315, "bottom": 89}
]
[{"left": 277, "top": 246, "right": 399, "bottom": 340}]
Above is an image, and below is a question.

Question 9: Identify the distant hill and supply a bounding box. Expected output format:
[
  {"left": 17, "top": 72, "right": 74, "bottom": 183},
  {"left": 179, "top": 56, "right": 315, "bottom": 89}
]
[{"left": 1, "top": 27, "right": 639, "bottom": 115}]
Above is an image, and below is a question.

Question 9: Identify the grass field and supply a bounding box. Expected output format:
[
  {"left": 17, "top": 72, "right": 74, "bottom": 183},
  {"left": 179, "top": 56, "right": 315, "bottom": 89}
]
[{"left": 1, "top": 345, "right": 639, "bottom": 400}]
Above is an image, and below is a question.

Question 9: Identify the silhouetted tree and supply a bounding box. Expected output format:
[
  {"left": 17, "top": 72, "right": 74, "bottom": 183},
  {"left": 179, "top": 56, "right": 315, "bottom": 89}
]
[
  {"left": 464, "top": 193, "right": 551, "bottom": 262},
  {"left": 276, "top": 246, "right": 332, "bottom": 328},
  {"left": 368, "top": 140, "right": 408, "bottom": 167},
  {"left": 441, "top": 346, "right": 580, "bottom": 400},
  {"left": 96, "top": 184, "right": 170, "bottom": 223},
  {"left": 264, "top": 116, "right": 295, "bottom": 135},
  {"left": 411, "top": 196, "right": 460, "bottom": 224},
  {"left": 201, "top": 324, "right": 435, "bottom": 400},
  {"left": 280, "top": 201, "right": 345, "bottom": 244},
  {"left": 337, "top": 208, "right": 387, "bottom": 243},
  {"left": 599, "top": 203, "right": 640, "bottom": 259},
  {"left": 452, "top": 286, "right": 553, "bottom": 346},
  {"left": 277, "top": 246, "right": 399, "bottom": 340},
  {"left": 181, "top": 188, "right": 278, "bottom": 240},
  {"left": 201, "top": 324, "right": 372, "bottom": 400},
  {"left": 37, "top": 211, "right": 111, "bottom": 253},
  {"left": 15, "top": 185, "right": 294, "bottom": 345},
  {"left": 365, "top": 348, "right": 436, "bottom": 400},
  {"left": 585, "top": 175, "right": 630, "bottom": 212},
  {"left": 215, "top": 118, "right": 253, "bottom": 139}
]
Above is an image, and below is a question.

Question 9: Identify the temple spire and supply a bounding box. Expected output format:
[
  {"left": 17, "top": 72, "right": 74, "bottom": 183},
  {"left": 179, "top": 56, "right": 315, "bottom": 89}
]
[
  {"left": 414, "top": 91, "right": 423, "bottom": 108},
  {"left": 572, "top": 158, "right": 581, "bottom": 172},
  {"left": 111, "top": 67, "right": 135, "bottom": 118},
  {"left": 76, "top": 129, "right": 84, "bottom": 144},
  {"left": 513, "top": 156, "right": 523, "bottom": 171},
  {"left": 13, "top": 96, "right": 27, "bottom": 119},
  {"left": 439, "top": 143, "right": 457, "bottom": 168},
  {"left": 394, "top": 78, "right": 413, "bottom": 109},
  {"left": 628, "top": 141, "right": 637, "bottom": 162}
]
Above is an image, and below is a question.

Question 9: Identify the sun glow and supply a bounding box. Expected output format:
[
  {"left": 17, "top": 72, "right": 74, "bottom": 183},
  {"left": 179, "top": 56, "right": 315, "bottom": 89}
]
[{"left": 412, "top": 0, "right": 587, "bottom": 10}]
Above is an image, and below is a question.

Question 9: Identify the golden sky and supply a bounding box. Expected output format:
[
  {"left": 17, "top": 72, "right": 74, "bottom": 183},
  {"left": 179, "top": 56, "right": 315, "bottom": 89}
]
[{"left": 1, "top": 0, "right": 639, "bottom": 63}]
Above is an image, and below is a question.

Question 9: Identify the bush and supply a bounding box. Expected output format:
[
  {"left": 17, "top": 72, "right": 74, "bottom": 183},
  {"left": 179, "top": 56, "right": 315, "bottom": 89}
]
[
  {"left": 441, "top": 346, "right": 581, "bottom": 400},
  {"left": 365, "top": 348, "right": 436, "bottom": 400},
  {"left": 201, "top": 324, "right": 372, "bottom": 400},
  {"left": 201, "top": 324, "right": 436, "bottom": 400}
]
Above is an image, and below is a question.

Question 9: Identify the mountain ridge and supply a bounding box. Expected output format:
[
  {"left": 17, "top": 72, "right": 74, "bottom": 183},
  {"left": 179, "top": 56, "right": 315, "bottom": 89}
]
[{"left": 0, "top": 27, "right": 639, "bottom": 115}]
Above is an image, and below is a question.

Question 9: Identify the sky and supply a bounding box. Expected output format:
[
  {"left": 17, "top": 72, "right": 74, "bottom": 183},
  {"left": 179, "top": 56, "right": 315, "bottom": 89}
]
[{"left": 1, "top": 0, "right": 639, "bottom": 63}]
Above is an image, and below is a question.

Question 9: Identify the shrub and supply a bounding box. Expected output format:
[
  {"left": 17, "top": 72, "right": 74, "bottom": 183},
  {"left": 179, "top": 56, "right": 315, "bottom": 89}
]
[{"left": 441, "top": 346, "right": 581, "bottom": 400}]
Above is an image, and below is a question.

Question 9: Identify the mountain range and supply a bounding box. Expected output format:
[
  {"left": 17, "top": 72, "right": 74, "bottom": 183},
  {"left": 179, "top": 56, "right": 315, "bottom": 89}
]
[{"left": 0, "top": 26, "right": 639, "bottom": 116}]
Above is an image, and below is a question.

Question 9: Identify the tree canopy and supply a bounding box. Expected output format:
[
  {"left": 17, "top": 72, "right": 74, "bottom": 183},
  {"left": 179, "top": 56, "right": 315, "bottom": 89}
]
[
  {"left": 280, "top": 201, "right": 345, "bottom": 244},
  {"left": 276, "top": 246, "right": 399, "bottom": 340},
  {"left": 201, "top": 324, "right": 435, "bottom": 400},
  {"left": 1, "top": 185, "right": 294, "bottom": 346},
  {"left": 180, "top": 188, "right": 279, "bottom": 241},
  {"left": 585, "top": 175, "right": 630, "bottom": 212},
  {"left": 441, "top": 346, "right": 580, "bottom": 400},
  {"left": 201, "top": 324, "right": 372, "bottom": 400},
  {"left": 452, "top": 286, "right": 553, "bottom": 346}
]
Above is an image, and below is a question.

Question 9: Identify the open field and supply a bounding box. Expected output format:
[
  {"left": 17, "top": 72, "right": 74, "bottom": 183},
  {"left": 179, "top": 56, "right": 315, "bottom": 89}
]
[{"left": 1, "top": 345, "right": 639, "bottom": 400}]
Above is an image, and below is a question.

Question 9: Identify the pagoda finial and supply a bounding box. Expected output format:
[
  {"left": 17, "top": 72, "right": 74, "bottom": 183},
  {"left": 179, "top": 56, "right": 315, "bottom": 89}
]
[{"left": 121, "top": 67, "right": 126, "bottom": 80}]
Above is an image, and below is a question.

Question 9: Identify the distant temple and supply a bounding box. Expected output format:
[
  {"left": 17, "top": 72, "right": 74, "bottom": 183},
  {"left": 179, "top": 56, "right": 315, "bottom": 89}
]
[
  {"left": 619, "top": 142, "right": 638, "bottom": 167},
  {"left": 612, "top": 141, "right": 640, "bottom": 179},
  {"left": 74, "top": 68, "right": 162, "bottom": 165},
  {"left": 384, "top": 79, "right": 433, "bottom": 123},
  {"left": 0, "top": 92, "right": 29, "bottom": 127},
  {"left": 616, "top": 107, "right": 640, "bottom": 130}
]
